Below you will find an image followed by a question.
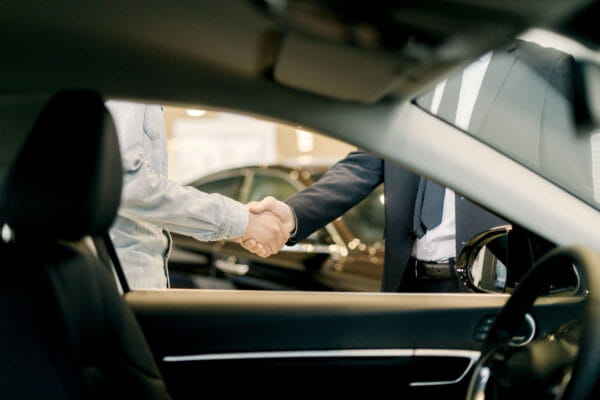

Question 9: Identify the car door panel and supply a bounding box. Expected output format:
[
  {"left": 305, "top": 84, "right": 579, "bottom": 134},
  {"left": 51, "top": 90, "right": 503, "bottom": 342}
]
[{"left": 127, "top": 290, "right": 583, "bottom": 398}]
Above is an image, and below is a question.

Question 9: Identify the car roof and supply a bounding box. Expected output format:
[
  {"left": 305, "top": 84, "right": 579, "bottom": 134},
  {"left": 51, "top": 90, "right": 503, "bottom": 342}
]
[{"left": 1, "top": 1, "right": 594, "bottom": 105}]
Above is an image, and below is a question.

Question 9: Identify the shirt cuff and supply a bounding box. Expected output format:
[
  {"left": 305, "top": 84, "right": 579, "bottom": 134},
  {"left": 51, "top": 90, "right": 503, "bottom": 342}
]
[
  {"left": 217, "top": 196, "right": 249, "bottom": 239},
  {"left": 285, "top": 203, "right": 299, "bottom": 245}
]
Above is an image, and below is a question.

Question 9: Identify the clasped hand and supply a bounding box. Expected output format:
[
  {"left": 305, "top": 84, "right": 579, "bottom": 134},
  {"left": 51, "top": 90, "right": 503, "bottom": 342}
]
[{"left": 237, "top": 196, "right": 295, "bottom": 257}]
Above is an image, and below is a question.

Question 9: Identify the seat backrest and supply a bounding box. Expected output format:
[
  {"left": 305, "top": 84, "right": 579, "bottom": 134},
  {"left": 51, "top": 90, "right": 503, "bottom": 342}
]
[{"left": 0, "top": 91, "right": 171, "bottom": 400}]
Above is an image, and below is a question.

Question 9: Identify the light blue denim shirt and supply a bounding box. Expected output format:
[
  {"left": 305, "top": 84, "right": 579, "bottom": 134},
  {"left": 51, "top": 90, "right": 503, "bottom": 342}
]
[{"left": 106, "top": 101, "right": 248, "bottom": 289}]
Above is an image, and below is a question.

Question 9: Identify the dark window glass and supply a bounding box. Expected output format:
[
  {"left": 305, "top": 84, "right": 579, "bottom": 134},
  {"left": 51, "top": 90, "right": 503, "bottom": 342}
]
[
  {"left": 342, "top": 184, "right": 385, "bottom": 245},
  {"left": 248, "top": 174, "right": 297, "bottom": 202}
]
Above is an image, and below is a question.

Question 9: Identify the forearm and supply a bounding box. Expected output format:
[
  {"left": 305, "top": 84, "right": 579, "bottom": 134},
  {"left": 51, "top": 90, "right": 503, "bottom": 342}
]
[{"left": 119, "top": 163, "right": 248, "bottom": 241}]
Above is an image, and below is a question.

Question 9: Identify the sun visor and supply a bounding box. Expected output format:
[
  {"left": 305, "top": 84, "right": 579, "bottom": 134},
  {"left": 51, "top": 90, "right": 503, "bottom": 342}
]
[{"left": 274, "top": 33, "right": 406, "bottom": 103}]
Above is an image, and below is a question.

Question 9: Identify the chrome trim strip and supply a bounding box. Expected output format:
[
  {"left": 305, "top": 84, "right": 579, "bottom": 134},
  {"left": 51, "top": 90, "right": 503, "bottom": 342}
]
[
  {"left": 467, "top": 365, "right": 491, "bottom": 399},
  {"left": 163, "top": 349, "right": 414, "bottom": 362},
  {"left": 410, "top": 350, "right": 481, "bottom": 387},
  {"left": 163, "top": 348, "right": 481, "bottom": 387},
  {"left": 509, "top": 313, "right": 536, "bottom": 347}
]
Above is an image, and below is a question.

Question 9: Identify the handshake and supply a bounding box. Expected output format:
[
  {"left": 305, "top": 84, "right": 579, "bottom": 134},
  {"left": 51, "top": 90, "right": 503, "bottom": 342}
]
[{"left": 237, "top": 196, "right": 296, "bottom": 257}]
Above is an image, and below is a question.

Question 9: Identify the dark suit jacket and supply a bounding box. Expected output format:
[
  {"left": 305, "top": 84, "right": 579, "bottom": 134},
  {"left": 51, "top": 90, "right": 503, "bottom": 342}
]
[{"left": 285, "top": 39, "right": 585, "bottom": 292}]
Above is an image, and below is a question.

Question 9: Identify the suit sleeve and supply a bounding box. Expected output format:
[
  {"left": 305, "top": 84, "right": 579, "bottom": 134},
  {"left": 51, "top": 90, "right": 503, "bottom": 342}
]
[{"left": 284, "top": 151, "right": 384, "bottom": 242}]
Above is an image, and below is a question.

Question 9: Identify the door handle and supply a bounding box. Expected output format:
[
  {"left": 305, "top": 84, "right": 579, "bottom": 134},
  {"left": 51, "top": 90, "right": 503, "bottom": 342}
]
[{"left": 215, "top": 257, "right": 249, "bottom": 275}]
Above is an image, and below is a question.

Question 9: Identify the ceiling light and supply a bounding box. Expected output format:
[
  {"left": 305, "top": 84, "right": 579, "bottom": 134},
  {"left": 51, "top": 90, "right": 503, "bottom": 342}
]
[
  {"left": 296, "top": 129, "right": 314, "bottom": 152},
  {"left": 185, "top": 109, "right": 206, "bottom": 117}
]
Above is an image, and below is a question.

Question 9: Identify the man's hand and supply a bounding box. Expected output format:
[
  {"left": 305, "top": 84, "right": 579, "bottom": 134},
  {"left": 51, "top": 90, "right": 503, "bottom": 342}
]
[
  {"left": 250, "top": 196, "right": 295, "bottom": 233},
  {"left": 238, "top": 197, "right": 295, "bottom": 256},
  {"left": 240, "top": 206, "right": 289, "bottom": 257}
]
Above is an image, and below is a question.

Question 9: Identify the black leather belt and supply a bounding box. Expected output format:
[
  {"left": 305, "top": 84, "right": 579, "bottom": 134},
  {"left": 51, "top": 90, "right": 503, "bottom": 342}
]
[{"left": 413, "top": 258, "right": 456, "bottom": 280}]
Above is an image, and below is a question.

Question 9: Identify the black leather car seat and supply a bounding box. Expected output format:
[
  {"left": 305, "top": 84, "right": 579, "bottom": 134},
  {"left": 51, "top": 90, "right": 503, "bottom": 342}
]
[{"left": 0, "top": 91, "right": 171, "bottom": 399}]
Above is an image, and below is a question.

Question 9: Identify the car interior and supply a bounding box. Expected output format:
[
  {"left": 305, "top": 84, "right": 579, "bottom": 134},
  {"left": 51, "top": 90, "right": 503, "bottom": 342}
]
[{"left": 2, "top": 1, "right": 600, "bottom": 399}]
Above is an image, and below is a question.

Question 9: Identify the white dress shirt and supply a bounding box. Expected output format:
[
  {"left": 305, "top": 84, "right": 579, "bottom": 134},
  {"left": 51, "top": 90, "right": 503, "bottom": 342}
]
[{"left": 412, "top": 51, "right": 493, "bottom": 262}]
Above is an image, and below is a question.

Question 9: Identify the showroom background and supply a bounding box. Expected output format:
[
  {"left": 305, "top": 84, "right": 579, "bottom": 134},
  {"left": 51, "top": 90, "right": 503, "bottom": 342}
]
[{"left": 163, "top": 106, "right": 355, "bottom": 184}]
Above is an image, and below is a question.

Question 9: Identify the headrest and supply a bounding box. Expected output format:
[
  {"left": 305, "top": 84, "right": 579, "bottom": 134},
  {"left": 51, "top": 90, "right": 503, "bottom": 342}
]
[{"left": 0, "top": 90, "right": 122, "bottom": 241}]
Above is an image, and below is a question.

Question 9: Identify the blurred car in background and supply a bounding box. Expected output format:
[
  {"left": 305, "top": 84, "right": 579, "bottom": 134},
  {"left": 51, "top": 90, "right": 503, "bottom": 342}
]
[{"left": 168, "top": 164, "right": 385, "bottom": 291}]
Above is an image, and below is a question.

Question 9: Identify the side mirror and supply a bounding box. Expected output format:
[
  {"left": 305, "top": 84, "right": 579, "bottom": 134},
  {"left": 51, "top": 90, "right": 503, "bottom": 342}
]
[
  {"left": 456, "top": 225, "right": 583, "bottom": 295},
  {"left": 456, "top": 225, "right": 512, "bottom": 293}
]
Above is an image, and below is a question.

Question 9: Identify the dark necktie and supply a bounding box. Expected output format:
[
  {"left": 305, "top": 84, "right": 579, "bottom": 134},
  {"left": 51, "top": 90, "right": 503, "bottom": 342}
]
[
  {"left": 412, "top": 179, "right": 446, "bottom": 238},
  {"left": 412, "top": 71, "right": 463, "bottom": 238}
]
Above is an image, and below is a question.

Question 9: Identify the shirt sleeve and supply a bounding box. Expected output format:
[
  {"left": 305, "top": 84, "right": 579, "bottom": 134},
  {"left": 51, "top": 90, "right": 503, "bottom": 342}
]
[{"left": 106, "top": 100, "right": 248, "bottom": 241}]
